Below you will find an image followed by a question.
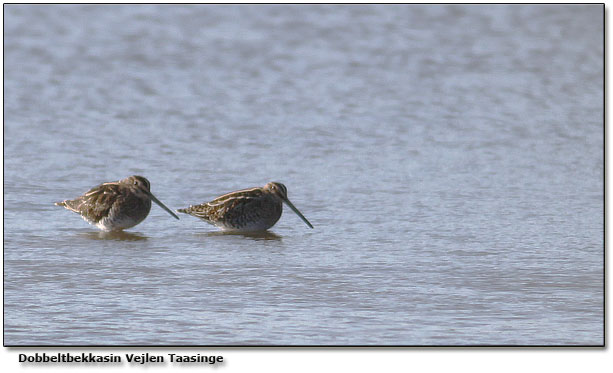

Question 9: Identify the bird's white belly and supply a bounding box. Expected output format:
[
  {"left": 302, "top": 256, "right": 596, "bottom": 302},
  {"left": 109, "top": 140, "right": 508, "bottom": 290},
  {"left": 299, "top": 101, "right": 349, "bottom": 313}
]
[
  {"left": 215, "top": 219, "right": 276, "bottom": 232},
  {"left": 94, "top": 214, "right": 144, "bottom": 231}
]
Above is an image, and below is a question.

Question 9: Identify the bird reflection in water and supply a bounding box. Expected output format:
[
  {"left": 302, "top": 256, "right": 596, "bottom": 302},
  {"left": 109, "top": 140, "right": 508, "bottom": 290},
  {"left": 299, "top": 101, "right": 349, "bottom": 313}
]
[
  {"left": 80, "top": 230, "right": 148, "bottom": 241},
  {"left": 203, "top": 230, "right": 282, "bottom": 241}
]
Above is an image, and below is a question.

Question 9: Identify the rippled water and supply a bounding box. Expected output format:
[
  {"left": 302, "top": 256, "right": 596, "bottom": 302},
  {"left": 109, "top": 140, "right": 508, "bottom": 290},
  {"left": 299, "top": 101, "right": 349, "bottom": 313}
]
[{"left": 3, "top": 4, "right": 603, "bottom": 345}]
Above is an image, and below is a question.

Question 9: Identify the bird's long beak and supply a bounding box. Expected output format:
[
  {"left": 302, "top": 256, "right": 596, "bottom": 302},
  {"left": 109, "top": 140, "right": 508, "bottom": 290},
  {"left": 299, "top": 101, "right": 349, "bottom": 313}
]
[
  {"left": 148, "top": 192, "right": 180, "bottom": 220},
  {"left": 283, "top": 198, "right": 313, "bottom": 229}
]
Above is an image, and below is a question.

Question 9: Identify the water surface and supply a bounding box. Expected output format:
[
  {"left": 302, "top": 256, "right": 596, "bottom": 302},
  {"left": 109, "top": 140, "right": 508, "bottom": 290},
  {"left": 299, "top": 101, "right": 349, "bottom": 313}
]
[{"left": 3, "top": 4, "right": 603, "bottom": 345}]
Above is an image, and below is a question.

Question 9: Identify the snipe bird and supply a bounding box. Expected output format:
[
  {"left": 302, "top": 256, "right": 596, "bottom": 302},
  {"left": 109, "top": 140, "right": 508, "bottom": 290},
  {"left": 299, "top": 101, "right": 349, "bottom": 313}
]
[
  {"left": 177, "top": 182, "right": 313, "bottom": 232},
  {"left": 55, "top": 175, "right": 179, "bottom": 231}
]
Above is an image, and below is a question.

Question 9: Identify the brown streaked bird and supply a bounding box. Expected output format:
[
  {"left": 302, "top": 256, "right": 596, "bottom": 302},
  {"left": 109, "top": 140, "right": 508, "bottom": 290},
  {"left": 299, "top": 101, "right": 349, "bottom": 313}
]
[
  {"left": 55, "top": 175, "right": 179, "bottom": 231},
  {"left": 177, "top": 182, "right": 313, "bottom": 232}
]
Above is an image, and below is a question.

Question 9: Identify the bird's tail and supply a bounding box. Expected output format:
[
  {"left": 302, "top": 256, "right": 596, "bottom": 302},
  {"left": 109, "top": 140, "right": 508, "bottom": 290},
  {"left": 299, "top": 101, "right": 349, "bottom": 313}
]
[{"left": 55, "top": 200, "right": 81, "bottom": 214}]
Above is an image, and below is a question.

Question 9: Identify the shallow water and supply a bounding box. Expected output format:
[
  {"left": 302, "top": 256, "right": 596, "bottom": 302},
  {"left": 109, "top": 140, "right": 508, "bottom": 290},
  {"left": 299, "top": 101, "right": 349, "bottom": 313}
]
[{"left": 3, "top": 4, "right": 603, "bottom": 345}]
